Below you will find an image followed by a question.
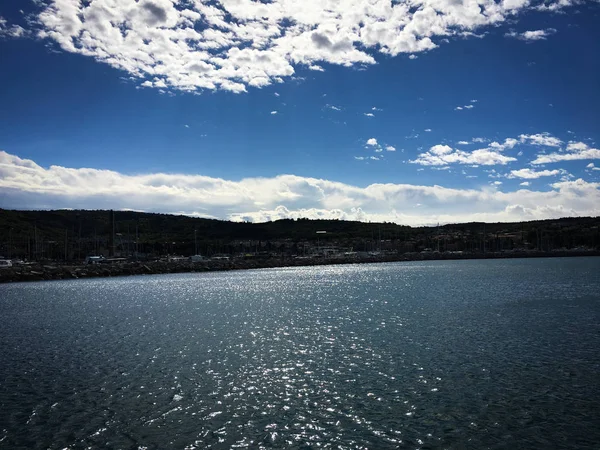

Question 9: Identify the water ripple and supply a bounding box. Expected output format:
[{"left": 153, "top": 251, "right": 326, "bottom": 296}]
[{"left": 0, "top": 258, "right": 599, "bottom": 449}]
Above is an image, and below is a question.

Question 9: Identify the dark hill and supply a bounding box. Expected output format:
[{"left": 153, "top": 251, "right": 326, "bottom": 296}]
[{"left": 0, "top": 209, "right": 598, "bottom": 261}]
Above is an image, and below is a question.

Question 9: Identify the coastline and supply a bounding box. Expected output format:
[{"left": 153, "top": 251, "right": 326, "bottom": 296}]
[{"left": 1, "top": 250, "right": 598, "bottom": 284}]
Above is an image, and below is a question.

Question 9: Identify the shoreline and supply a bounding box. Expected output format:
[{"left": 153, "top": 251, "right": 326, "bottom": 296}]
[{"left": 1, "top": 250, "right": 598, "bottom": 284}]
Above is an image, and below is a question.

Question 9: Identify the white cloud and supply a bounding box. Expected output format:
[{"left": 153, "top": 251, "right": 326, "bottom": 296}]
[
  {"left": 184, "top": 124, "right": 189, "bottom": 128},
  {"left": 455, "top": 102, "right": 475, "bottom": 111},
  {"left": 457, "top": 141, "right": 470, "bottom": 145},
  {"left": 472, "top": 137, "right": 487, "bottom": 143},
  {"left": 327, "top": 105, "right": 341, "bottom": 111},
  {"left": 586, "top": 163, "right": 600, "bottom": 171},
  {"left": 488, "top": 138, "right": 518, "bottom": 151},
  {"left": 308, "top": 65, "right": 325, "bottom": 72},
  {"left": 508, "top": 168, "right": 565, "bottom": 179},
  {"left": 412, "top": 143, "right": 517, "bottom": 166},
  {"left": 567, "top": 142, "right": 588, "bottom": 152},
  {"left": 520, "top": 181, "right": 530, "bottom": 186},
  {"left": 430, "top": 145, "right": 453, "bottom": 156},
  {"left": 470, "top": 99, "right": 478, "bottom": 103},
  {"left": 409, "top": 54, "right": 418, "bottom": 60},
  {"left": 366, "top": 138, "right": 378, "bottom": 146},
  {"left": 385, "top": 146, "right": 396, "bottom": 152},
  {"left": 364, "top": 113, "right": 375, "bottom": 117},
  {"left": 270, "top": 110, "right": 278, "bottom": 115},
  {"left": 0, "top": 16, "right": 27, "bottom": 38},
  {"left": 536, "top": 0, "right": 574, "bottom": 11},
  {"left": 24, "top": 0, "right": 572, "bottom": 93},
  {"left": 519, "top": 132, "right": 562, "bottom": 147},
  {"left": 492, "top": 181, "right": 503, "bottom": 186},
  {"left": 531, "top": 142, "right": 600, "bottom": 164},
  {"left": 424, "top": 129, "right": 432, "bottom": 132},
  {"left": 354, "top": 156, "right": 380, "bottom": 161},
  {"left": 505, "top": 28, "right": 557, "bottom": 41},
  {"left": 2, "top": 150, "right": 598, "bottom": 226},
  {"left": 274, "top": 92, "right": 280, "bottom": 97}
]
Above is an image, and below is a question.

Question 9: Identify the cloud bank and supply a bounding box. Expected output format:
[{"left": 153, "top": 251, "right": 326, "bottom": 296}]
[{"left": 1, "top": 150, "right": 599, "bottom": 226}]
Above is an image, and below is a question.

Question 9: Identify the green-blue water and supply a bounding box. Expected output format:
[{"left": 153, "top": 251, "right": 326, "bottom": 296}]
[{"left": 1, "top": 257, "right": 599, "bottom": 449}]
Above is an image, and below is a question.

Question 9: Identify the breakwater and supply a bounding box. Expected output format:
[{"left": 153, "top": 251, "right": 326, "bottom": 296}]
[{"left": 1, "top": 250, "right": 598, "bottom": 283}]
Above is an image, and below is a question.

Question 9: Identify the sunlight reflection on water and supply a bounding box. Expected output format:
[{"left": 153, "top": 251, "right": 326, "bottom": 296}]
[{"left": 1, "top": 258, "right": 599, "bottom": 449}]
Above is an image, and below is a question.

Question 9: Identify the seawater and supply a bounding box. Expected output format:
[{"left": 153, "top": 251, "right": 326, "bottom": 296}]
[{"left": 1, "top": 257, "right": 599, "bottom": 449}]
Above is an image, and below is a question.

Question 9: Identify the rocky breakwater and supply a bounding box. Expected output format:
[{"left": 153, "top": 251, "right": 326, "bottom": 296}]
[
  {"left": 1, "top": 250, "right": 598, "bottom": 284},
  {"left": 1, "top": 260, "right": 219, "bottom": 283},
  {"left": 0, "top": 255, "right": 400, "bottom": 283}
]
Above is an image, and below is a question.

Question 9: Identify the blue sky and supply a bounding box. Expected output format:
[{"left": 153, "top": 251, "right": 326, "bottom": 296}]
[{"left": 0, "top": 0, "right": 599, "bottom": 224}]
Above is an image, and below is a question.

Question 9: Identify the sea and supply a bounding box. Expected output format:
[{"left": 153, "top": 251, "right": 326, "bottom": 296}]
[{"left": 1, "top": 257, "right": 599, "bottom": 449}]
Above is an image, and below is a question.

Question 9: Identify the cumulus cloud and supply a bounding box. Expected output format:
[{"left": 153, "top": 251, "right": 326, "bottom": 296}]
[
  {"left": 2, "top": 150, "right": 599, "bottom": 225},
  {"left": 520, "top": 181, "right": 530, "bottom": 186},
  {"left": 364, "top": 113, "right": 375, "bottom": 117},
  {"left": 411, "top": 143, "right": 517, "bottom": 166},
  {"left": 455, "top": 103, "right": 475, "bottom": 111},
  {"left": 531, "top": 142, "right": 600, "bottom": 164},
  {"left": 354, "top": 156, "right": 380, "bottom": 161},
  {"left": 505, "top": 28, "right": 557, "bottom": 41},
  {"left": 534, "top": 0, "right": 574, "bottom": 11},
  {"left": 489, "top": 138, "right": 518, "bottom": 151},
  {"left": 586, "top": 163, "right": 600, "bottom": 171},
  {"left": 0, "top": 16, "right": 27, "bottom": 38},
  {"left": 327, "top": 105, "right": 342, "bottom": 111},
  {"left": 519, "top": 132, "right": 562, "bottom": 147},
  {"left": 366, "top": 138, "right": 378, "bottom": 146},
  {"left": 21, "top": 0, "right": 575, "bottom": 93},
  {"left": 508, "top": 168, "right": 566, "bottom": 179},
  {"left": 270, "top": 110, "right": 278, "bottom": 115},
  {"left": 386, "top": 146, "right": 396, "bottom": 152}
]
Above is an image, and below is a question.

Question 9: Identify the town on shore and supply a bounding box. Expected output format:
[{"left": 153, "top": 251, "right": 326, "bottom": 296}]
[{"left": 1, "top": 209, "right": 599, "bottom": 283}]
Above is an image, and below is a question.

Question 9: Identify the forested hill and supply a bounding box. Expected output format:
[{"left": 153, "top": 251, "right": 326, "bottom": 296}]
[{"left": 1, "top": 209, "right": 599, "bottom": 260}]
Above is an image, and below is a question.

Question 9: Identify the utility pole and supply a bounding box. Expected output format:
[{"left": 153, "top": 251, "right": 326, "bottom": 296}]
[
  {"left": 77, "top": 213, "right": 82, "bottom": 261},
  {"left": 110, "top": 210, "right": 115, "bottom": 257},
  {"left": 483, "top": 223, "right": 486, "bottom": 254},
  {"left": 135, "top": 223, "right": 139, "bottom": 260}
]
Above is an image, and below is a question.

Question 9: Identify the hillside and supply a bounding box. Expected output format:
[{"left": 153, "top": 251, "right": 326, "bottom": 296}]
[{"left": 0, "top": 209, "right": 598, "bottom": 261}]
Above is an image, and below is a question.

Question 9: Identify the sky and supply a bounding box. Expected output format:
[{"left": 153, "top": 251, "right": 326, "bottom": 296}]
[{"left": 0, "top": 0, "right": 599, "bottom": 225}]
